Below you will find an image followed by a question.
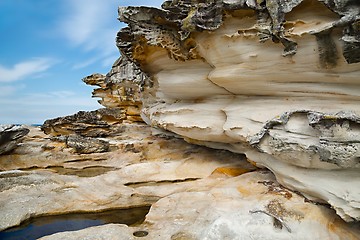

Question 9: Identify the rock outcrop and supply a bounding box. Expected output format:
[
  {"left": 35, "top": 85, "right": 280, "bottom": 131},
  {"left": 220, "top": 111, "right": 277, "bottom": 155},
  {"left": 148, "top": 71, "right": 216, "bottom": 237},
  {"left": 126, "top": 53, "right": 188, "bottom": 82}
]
[
  {"left": 1, "top": 0, "right": 359, "bottom": 239},
  {"left": 41, "top": 107, "right": 141, "bottom": 137},
  {"left": 82, "top": 71, "right": 143, "bottom": 122},
  {"left": 0, "top": 125, "right": 29, "bottom": 155},
  {"left": 104, "top": 0, "right": 360, "bottom": 222}
]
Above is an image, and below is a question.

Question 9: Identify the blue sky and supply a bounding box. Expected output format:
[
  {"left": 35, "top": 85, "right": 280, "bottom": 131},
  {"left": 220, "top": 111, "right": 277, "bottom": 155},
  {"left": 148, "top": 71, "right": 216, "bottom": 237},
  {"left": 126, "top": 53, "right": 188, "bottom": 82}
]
[{"left": 0, "top": 0, "right": 164, "bottom": 124}]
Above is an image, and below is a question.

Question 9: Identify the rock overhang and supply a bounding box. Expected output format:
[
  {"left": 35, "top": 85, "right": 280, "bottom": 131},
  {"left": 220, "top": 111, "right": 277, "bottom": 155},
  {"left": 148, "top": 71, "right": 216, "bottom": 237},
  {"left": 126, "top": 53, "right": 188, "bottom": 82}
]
[{"left": 112, "top": 0, "right": 360, "bottom": 222}]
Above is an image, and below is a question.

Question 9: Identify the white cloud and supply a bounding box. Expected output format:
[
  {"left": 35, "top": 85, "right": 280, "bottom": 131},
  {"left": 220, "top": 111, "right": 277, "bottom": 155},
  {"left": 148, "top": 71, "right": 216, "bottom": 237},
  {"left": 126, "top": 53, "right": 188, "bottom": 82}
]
[
  {"left": 0, "top": 58, "right": 56, "bottom": 83},
  {"left": 60, "top": 0, "right": 165, "bottom": 69},
  {"left": 60, "top": 0, "right": 119, "bottom": 66}
]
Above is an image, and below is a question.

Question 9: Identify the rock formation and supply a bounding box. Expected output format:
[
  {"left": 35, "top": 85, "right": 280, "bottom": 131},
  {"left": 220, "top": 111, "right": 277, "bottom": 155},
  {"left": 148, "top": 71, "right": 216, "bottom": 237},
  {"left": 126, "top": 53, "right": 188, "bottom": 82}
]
[
  {"left": 82, "top": 72, "right": 143, "bottom": 122},
  {"left": 0, "top": 125, "right": 29, "bottom": 155},
  {"left": 108, "top": 0, "right": 360, "bottom": 223},
  {"left": 0, "top": 0, "right": 359, "bottom": 239}
]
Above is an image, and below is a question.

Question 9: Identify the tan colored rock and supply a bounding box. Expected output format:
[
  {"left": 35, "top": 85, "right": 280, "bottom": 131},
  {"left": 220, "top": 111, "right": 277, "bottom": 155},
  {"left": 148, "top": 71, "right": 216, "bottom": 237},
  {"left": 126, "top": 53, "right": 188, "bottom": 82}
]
[
  {"left": 82, "top": 69, "right": 143, "bottom": 123},
  {"left": 0, "top": 123, "right": 254, "bottom": 231},
  {"left": 41, "top": 172, "right": 360, "bottom": 240},
  {"left": 114, "top": 0, "right": 360, "bottom": 221},
  {"left": 1, "top": 123, "right": 359, "bottom": 240}
]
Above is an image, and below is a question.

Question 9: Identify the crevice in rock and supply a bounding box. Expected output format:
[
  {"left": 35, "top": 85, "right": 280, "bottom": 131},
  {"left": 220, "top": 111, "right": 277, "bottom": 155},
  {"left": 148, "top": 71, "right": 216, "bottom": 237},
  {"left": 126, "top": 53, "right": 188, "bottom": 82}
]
[
  {"left": 64, "top": 157, "right": 108, "bottom": 163},
  {"left": 17, "top": 166, "right": 119, "bottom": 178},
  {"left": 125, "top": 178, "right": 201, "bottom": 188}
]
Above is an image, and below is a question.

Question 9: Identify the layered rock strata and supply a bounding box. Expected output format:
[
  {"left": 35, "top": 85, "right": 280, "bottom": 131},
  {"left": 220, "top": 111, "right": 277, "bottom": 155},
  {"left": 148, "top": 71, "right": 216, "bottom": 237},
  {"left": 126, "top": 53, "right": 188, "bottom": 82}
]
[
  {"left": 82, "top": 71, "right": 143, "bottom": 122},
  {"left": 1, "top": 0, "right": 359, "bottom": 239},
  {"left": 0, "top": 125, "right": 29, "bottom": 155},
  {"left": 109, "top": 0, "right": 360, "bottom": 222},
  {"left": 42, "top": 108, "right": 124, "bottom": 137}
]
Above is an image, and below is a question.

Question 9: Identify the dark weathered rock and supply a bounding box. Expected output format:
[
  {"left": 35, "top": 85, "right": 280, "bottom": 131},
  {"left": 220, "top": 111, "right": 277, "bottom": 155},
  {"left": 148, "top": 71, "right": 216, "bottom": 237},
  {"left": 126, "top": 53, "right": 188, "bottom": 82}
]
[
  {"left": 82, "top": 71, "right": 144, "bottom": 116},
  {"left": 0, "top": 125, "right": 29, "bottom": 155},
  {"left": 65, "top": 135, "right": 109, "bottom": 154},
  {"left": 41, "top": 109, "right": 127, "bottom": 137}
]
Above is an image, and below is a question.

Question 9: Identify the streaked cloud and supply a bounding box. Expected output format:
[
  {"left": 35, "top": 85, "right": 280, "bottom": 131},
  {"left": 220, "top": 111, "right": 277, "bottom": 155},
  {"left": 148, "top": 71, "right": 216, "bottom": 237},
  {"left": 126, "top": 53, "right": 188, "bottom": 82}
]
[
  {"left": 60, "top": 0, "right": 165, "bottom": 69},
  {"left": 0, "top": 58, "right": 56, "bottom": 83},
  {"left": 59, "top": 0, "right": 119, "bottom": 67}
]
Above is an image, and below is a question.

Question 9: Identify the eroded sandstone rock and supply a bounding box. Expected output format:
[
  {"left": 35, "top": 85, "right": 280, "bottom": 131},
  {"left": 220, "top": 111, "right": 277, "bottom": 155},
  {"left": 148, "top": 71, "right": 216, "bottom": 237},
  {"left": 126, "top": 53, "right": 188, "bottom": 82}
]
[
  {"left": 110, "top": 0, "right": 360, "bottom": 222},
  {"left": 82, "top": 70, "right": 143, "bottom": 122},
  {"left": 1, "top": 124, "right": 359, "bottom": 239},
  {"left": 41, "top": 108, "right": 128, "bottom": 137},
  {"left": 0, "top": 125, "right": 29, "bottom": 155},
  {"left": 1, "top": 125, "right": 359, "bottom": 239},
  {"left": 1, "top": 0, "right": 359, "bottom": 239},
  {"left": 52, "top": 135, "right": 110, "bottom": 154},
  {"left": 41, "top": 172, "right": 360, "bottom": 240},
  {"left": 0, "top": 123, "right": 255, "bottom": 232}
]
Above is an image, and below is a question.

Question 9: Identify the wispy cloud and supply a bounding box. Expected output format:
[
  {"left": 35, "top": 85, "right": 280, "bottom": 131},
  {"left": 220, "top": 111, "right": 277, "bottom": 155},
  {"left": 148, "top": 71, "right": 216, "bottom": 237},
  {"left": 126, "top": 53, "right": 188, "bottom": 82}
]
[
  {"left": 0, "top": 58, "right": 57, "bottom": 83},
  {"left": 59, "top": 0, "right": 164, "bottom": 69},
  {"left": 59, "top": 0, "right": 119, "bottom": 68}
]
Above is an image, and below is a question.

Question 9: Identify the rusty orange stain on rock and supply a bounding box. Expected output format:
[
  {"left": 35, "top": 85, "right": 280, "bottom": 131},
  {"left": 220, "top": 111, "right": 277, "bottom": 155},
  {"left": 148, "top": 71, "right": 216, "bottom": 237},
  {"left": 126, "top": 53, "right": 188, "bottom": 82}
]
[{"left": 211, "top": 167, "right": 251, "bottom": 177}]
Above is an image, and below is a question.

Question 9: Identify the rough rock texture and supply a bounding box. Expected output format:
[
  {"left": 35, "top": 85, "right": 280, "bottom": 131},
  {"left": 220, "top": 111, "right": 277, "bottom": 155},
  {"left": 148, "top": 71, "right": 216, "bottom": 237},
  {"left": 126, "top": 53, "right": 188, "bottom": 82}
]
[
  {"left": 41, "top": 108, "right": 133, "bottom": 137},
  {"left": 1, "top": 124, "right": 359, "bottom": 240},
  {"left": 106, "top": 0, "right": 360, "bottom": 222},
  {"left": 82, "top": 72, "right": 143, "bottom": 122},
  {"left": 52, "top": 135, "right": 110, "bottom": 154},
  {"left": 1, "top": 0, "right": 359, "bottom": 239},
  {"left": 0, "top": 125, "right": 29, "bottom": 155}
]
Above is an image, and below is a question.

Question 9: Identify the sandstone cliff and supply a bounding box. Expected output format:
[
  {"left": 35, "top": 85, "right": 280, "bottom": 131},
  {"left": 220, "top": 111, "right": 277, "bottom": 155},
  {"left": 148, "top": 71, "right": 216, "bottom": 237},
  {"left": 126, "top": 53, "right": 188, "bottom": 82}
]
[
  {"left": 105, "top": 0, "right": 360, "bottom": 223},
  {"left": 0, "top": 0, "right": 359, "bottom": 239}
]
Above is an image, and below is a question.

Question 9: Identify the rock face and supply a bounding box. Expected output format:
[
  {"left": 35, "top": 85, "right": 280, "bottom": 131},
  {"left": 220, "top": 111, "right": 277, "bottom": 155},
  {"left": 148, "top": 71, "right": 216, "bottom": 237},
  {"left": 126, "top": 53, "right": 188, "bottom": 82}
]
[
  {"left": 1, "top": 0, "right": 359, "bottom": 239},
  {"left": 0, "top": 125, "right": 29, "bottom": 155},
  {"left": 105, "top": 0, "right": 360, "bottom": 222}
]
